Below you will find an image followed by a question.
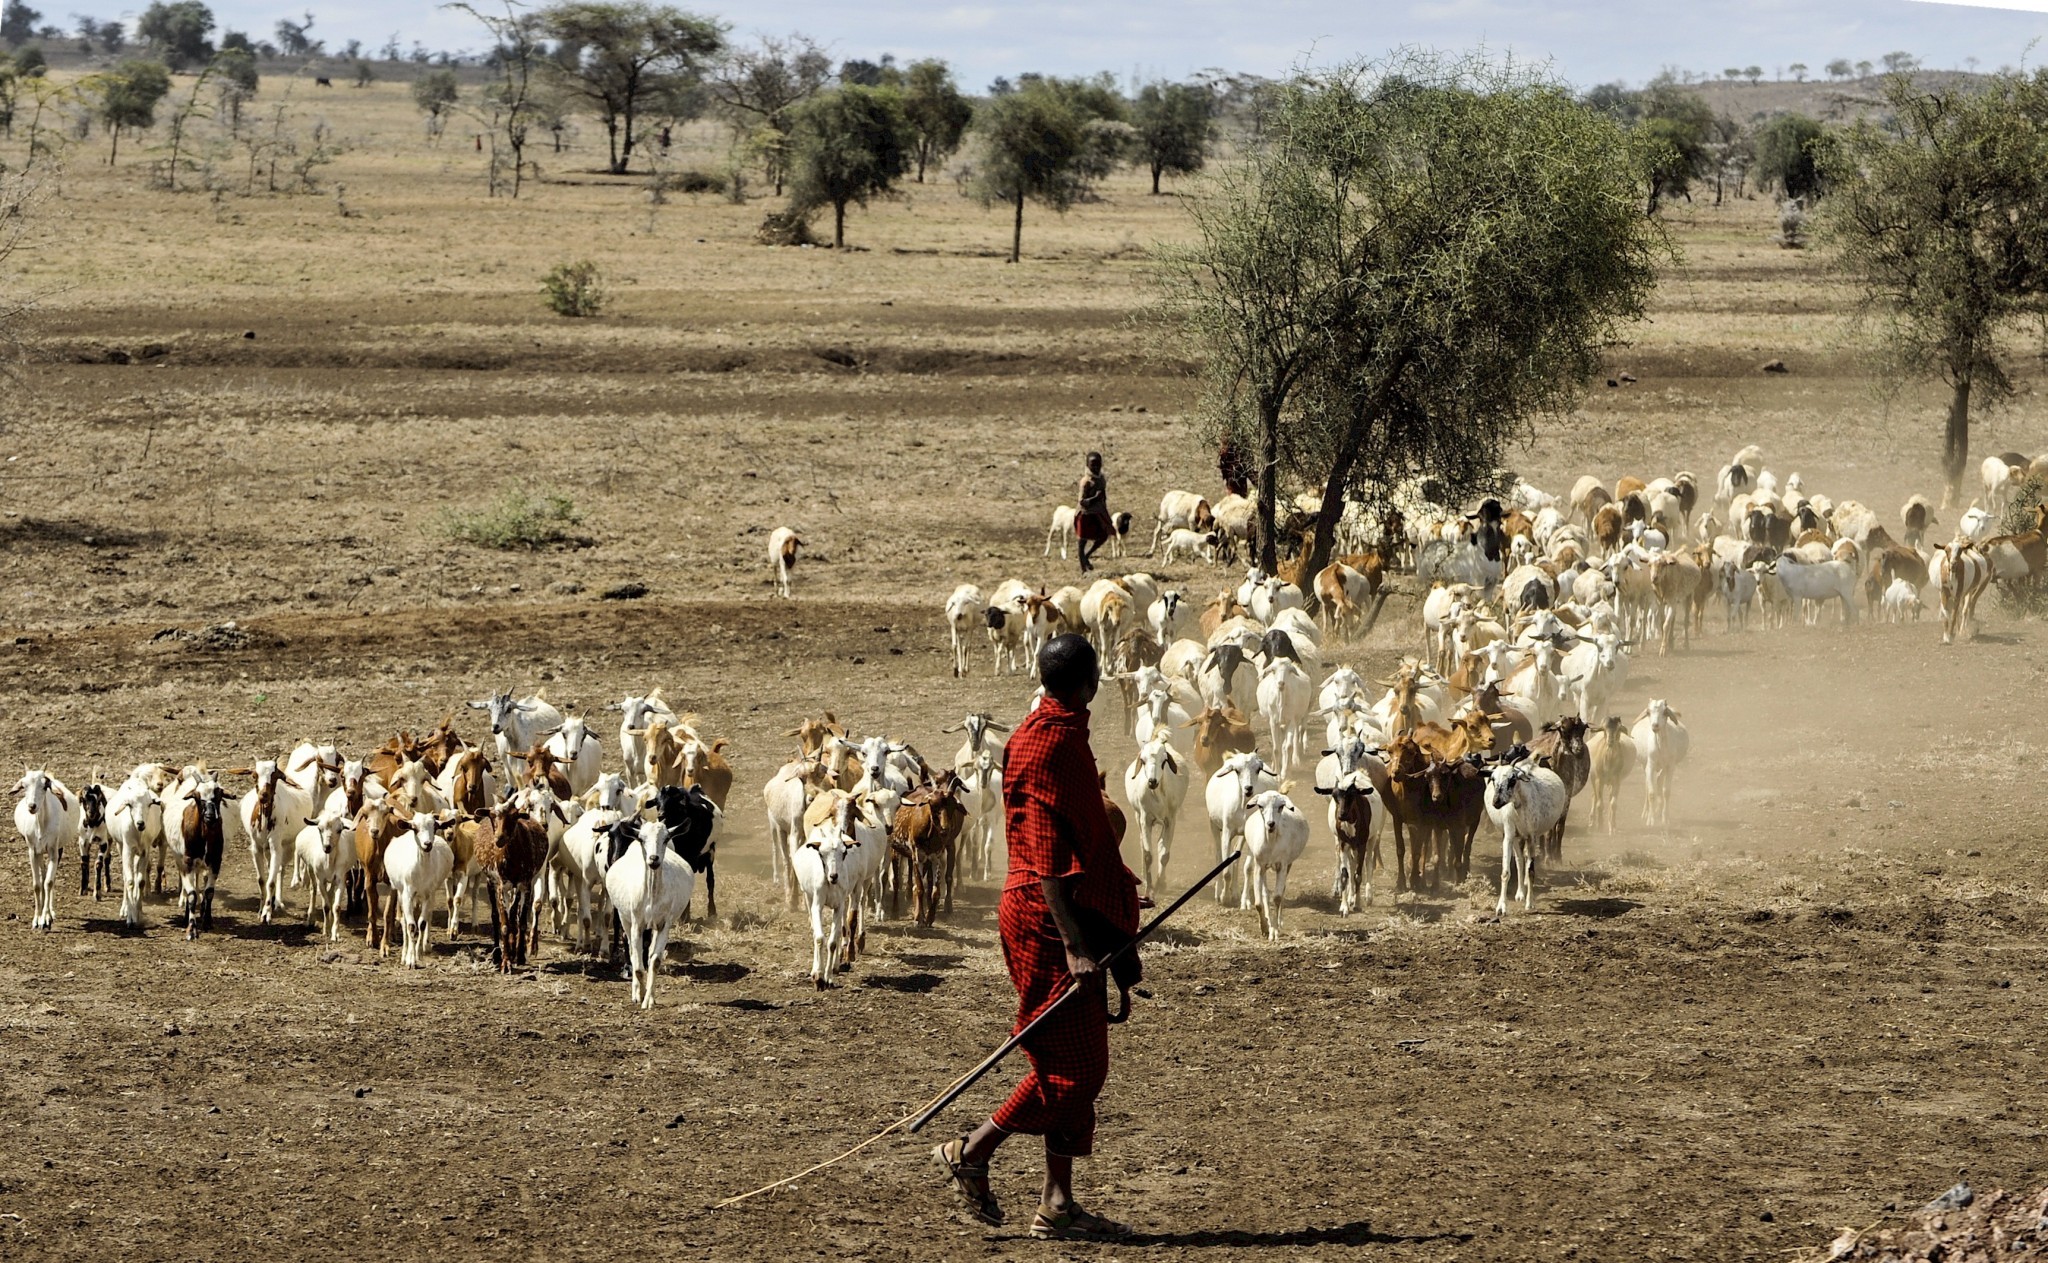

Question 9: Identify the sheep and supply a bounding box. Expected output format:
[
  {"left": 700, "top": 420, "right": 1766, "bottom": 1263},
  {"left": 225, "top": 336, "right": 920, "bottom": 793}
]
[
  {"left": 1205, "top": 752, "right": 1277, "bottom": 905},
  {"left": 792, "top": 820, "right": 852, "bottom": 987},
  {"left": 1242, "top": 787, "right": 1310, "bottom": 940},
  {"left": 1150, "top": 490, "right": 1216, "bottom": 555},
  {"left": 1485, "top": 760, "right": 1568, "bottom": 916},
  {"left": 1983, "top": 456, "right": 2023, "bottom": 515},
  {"left": 1256, "top": 657, "right": 1312, "bottom": 777},
  {"left": 1123, "top": 733, "right": 1188, "bottom": 891},
  {"left": 1900, "top": 494, "right": 1939, "bottom": 549},
  {"left": 769, "top": 525, "right": 803, "bottom": 598},
  {"left": 1882, "top": 576, "right": 1925, "bottom": 623},
  {"left": 943, "top": 583, "right": 987, "bottom": 678},
  {"left": 294, "top": 811, "right": 353, "bottom": 941},
  {"left": 543, "top": 716, "right": 602, "bottom": 799},
  {"left": 385, "top": 811, "right": 456, "bottom": 968},
  {"left": 14, "top": 770, "right": 82, "bottom": 931},
  {"left": 1044, "top": 505, "right": 1078, "bottom": 559},
  {"left": 603, "top": 818, "right": 694, "bottom": 1008},
  {"left": 1629, "top": 699, "right": 1690, "bottom": 826},
  {"left": 1959, "top": 505, "right": 1995, "bottom": 543},
  {"left": 1161, "top": 526, "right": 1220, "bottom": 565}
]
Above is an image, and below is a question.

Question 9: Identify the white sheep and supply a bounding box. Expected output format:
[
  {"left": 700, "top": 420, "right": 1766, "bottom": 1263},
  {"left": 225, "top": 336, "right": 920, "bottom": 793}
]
[
  {"left": 1242, "top": 788, "right": 1309, "bottom": 940},
  {"left": 1161, "top": 527, "right": 1219, "bottom": 565},
  {"left": 1485, "top": 761, "right": 1568, "bottom": 916},
  {"left": 1629, "top": 699, "right": 1690, "bottom": 827},
  {"left": 1150, "top": 490, "right": 1215, "bottom": 556}
]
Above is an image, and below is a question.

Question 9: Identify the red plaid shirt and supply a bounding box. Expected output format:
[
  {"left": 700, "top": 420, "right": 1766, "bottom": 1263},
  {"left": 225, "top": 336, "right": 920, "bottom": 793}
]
[{"left": 1001, "top": 696, "right": 1139, "bottom": 934}]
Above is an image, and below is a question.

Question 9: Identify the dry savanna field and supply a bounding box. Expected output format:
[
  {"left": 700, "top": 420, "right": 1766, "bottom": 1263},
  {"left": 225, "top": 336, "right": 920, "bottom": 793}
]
[{"left": 4, "top": 72, "right": 2048, "bottom": 1263}]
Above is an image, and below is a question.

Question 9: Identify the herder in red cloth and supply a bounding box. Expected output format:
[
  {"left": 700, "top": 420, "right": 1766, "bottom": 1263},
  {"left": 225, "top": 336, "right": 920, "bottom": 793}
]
[{"left": 932, "top": 634, "right": 1140, "bottom": 1241}]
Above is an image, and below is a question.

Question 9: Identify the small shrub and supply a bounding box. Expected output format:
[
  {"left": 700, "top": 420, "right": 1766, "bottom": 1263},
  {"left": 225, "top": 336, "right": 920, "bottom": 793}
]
[
  {"left": 438, "top": 486, "right": 586, "bottom": 550},
  {"left": 755, "top": 209, "right": 816, "bottom": 246},
  {"left": 674, "top": 169, "right": 726, "bottom": 196},
  {"left": 541, "top": 260, "right": 606, "bottom": 317}
]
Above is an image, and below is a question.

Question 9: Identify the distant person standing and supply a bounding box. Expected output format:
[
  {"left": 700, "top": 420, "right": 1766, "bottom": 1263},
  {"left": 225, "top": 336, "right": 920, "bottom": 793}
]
[{"left": 1075, "top": 452, "right": 1112, "bottom": 573}]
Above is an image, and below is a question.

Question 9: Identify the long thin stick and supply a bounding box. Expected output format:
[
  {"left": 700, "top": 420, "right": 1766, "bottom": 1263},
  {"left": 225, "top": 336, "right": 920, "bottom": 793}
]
[
  {"left": 906, "top": 848, "right": 1242, "bottom": 1135},
  {"left": 710, "top": 850, "right": 1242, "bottom": 1211}
]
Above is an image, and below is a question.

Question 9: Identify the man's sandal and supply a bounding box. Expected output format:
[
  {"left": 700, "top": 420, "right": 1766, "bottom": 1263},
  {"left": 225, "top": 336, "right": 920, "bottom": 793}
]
[
  {"left": 931, "top": 1137, "right": 1003, "bottom": 1226},
  {"left": 1030, "top": 1205, "right": 1133, "bottom": 1241}
]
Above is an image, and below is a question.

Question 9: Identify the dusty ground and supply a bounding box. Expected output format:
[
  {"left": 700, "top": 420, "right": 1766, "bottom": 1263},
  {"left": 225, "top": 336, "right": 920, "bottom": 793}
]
[{"left": 2, "top": 77, "right": 2048, "bottom": 1263}]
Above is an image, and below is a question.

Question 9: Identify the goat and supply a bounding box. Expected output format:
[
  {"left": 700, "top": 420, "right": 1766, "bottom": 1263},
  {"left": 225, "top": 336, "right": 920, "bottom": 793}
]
[
  {"left": 543, "top": 716, "right": 602, "bottom": 799},
  {"left": 763, "top": 755, "right": 828, "bottom": 908},
  {"left": 611, "top": 690, "right": 676, "bottom": 789},
  {"left": 176, "top": 776, "right": 231, "bottom": 940},
  {"left": 1314, "top": 772, "right": 1376, "bottom": 916},
  {"left": 793, "top": 821, "right": 851, "bottom": 986},
  {"left": 603, "top": 819, "right": 693, "bottom": 1007},
  {"left": 944, "top": 583, "right": 987, "bottom": 677},
  {"left": 293, "top": 812, "right": 352, "bottom": 941},
  {"left": 107, "top": 773, "right": 163, "bottom": 929},
  {"left": 769, "top": 526, "right": 803, "bottom": 598},
  {"left": 234, "top": 759, "right": 318, "bottom": 925},
  {"left": 1629, "top": 699, "right": 1690, "bottom": 826},
  {"left": 1486, "top": 759, "right": 1568, "bottom": 916},
  {"left": 1939, "top": 540, "right": 1993, "bottom": 645},
  {"left": 1123, "top": 733, "right": 1188, "bottom": 891},
  {"left": 1900, "top": 494, "right": 1938, "bottom": 549},
  {"left": 893, "top": 776, "right": 968, "bottom": 927},
  {"left": 1045, "top": 505, "right": 1078, "bottom": 559},
  {"left": 1256, "top": 657, "right": 1313, "bottom": 777},
  {"left": 471, "top": 801, "right": 551, "bottom": 971},
  {"left": 1204, "top": 753, "right": 1276, "bottom": 905},
  {"left": 1585, "top": 716, "right": 1636, "bottom": 834},
  {"left": 652, "top": 784, "right": 721, "bottom": 919},
  {"left": 386, "top": 811, "right": 456, "bottom": 967},
  {"left": 1242, "top": 788, "right": 1309, "bottom": 940},
  {"left": 353, "top": 796, "right": 410, "bottom": 953},
  {"left": 468, "top": 690, "right": 564, "bottom": 788},
  {"left": 15, "top": 770, "right": 82, "bottom": 930},
  {"left": 77, "top": 780, "right": 111, "bottom": 901},
  {"left": 1151, "top": 490, "right": 1216, "bottom": 555}
]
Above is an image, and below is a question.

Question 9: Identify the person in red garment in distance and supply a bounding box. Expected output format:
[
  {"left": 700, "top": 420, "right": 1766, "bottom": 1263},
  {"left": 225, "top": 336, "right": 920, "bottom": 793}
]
[{"left": 931, "top": 633, "right": 1142, "bottom": 1241}]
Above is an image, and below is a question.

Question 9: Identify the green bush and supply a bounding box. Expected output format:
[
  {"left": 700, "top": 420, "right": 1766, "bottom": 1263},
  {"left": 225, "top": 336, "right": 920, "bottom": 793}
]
[
  {"left": 438, "top": 486, "right": 585, "bottom": 550},
  {"left": 541, "top": 260, "right": 606, "bottom": 317}
]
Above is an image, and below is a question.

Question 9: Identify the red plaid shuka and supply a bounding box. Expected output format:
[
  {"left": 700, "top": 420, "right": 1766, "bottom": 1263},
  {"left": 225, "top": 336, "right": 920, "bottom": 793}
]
[{"left": 991, "top": 695, "right": 1139, "bottom": 1158}]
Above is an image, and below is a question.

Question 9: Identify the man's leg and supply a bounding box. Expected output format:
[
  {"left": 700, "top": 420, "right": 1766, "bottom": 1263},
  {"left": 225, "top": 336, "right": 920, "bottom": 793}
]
[
  {"left": 1042, "top": 1147, "right": 1076, "bottom": 1212},
  {"left": 960, "top": 1118, "right": 1009, "bottom": 1165}
]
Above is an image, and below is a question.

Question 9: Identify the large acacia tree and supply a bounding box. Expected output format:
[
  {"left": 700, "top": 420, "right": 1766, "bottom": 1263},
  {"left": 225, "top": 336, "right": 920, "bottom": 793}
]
[
  {"left": 539, "top": 1, "right": 723, "bottom": 174},
  {"left": 1153, "top": 53, "right": 1665, "bottom": 578},
  {"left": 1822, "top": 71, "right": 2048, "bottom": 503},
  {"left": 786, "top": 84, "right": 911, "bottom": 248}
]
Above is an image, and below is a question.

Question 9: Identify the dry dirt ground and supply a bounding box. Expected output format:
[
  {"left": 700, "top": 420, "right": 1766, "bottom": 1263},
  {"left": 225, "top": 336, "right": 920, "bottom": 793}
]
[{"left": 2, "top": 78, "right": 2048, "bottom": 1263}]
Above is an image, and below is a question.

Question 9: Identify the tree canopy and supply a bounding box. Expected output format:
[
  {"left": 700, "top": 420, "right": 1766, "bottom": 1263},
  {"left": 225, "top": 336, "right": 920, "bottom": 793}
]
[
  {"left": 1132, "top": 81, "right": 1211, "bottom": 194},
  {"left": 136, "top": 1, "right": 214, "bottom": 70},
  {"left": 0, "top": 3, "right": 37, "bottom": 47},
  {"left": 705, "top": 32, "right": 832, "bottom": 194},
  {"left": 90, "top": 59, "right": 171, "bottom": 163},
  {"left": 900, "top": 58, "right": 970, "bottom": 182},
  {"left": 1153, "top": 52, "right": 1666, "bottom": 577},
  {"left": 786, "top": 84, "right": 912, "bottom": 248},
  {"left": 538, "top": 1, "right": 724, "bottom": 174},
  {"left": 1637, "top": 84, "right": 1717, "bottom": 213},
  {"left": 1754, "top": 112, "right": 1825, "bottom": 201},
  {"left": 971, "top": 77, "right": 1122, "bottom": 263},
  {"left": 1822, "top": 70, "right": 2048, "bottom": 499}
]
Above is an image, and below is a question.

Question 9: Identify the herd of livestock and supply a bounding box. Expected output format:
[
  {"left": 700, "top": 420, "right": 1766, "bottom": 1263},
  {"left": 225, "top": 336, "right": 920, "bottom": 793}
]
[{"left": 9, "top": 444, "right": 2039, "bottom": 1003}]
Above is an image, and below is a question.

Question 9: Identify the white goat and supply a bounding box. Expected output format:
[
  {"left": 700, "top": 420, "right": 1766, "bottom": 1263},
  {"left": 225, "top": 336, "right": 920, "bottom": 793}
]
[
  {"left": 603, "top": 818, "right": 694, "bottom": 1008},
  {"left": 468, "top": 690, "right": 564, "bottom": 787},
  {"left": 107, "top": 773, "right": 163, "bottom": 929},
  {"left": 1205, "top": 753, "right": 1276, "bottom": 906},
  {"left": 1123, "top": 733, "right": 1188, "bottom": 890},
  {"left": 944, "top": 583, "right": 987, "bottom": 678},
  {"left": 293, "top": 812, "right": 352, "bottom": 941},
  {"left": 385, "top": 812, "right": 456, "bottom": 968},
  {"left": 792, "top": 821, "right": 852, "bottom": 986},
  {"left": 1256, "top": 657, "right": 1312, "bottom": 776},
  {"left": 1485, "top": 761, "right": 1567, "bottom": 916},
  {"left": 769, "top": 525, "right": 803, "bottom": 598},
  {"left": 1242, "top": 788, "right": 1309, "bottom": 940},
  {"left": 15, "top": 770, "right": 82, "bottom": 930},
  {"left": 237, "top": 759, "right": 318, "bottom": 925},
  {"left": 544, "top": 716, "right": 602, "bottom": 799},
  {"left": 1629, "top": 699, "right": 1690, "bottom": 826},
  {"left": 612, "top": 691, "right": 676, "bottom": 789}
]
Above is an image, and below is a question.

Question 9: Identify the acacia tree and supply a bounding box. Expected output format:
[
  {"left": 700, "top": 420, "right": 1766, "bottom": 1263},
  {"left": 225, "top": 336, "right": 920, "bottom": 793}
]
[
  {"left": 705, "top": 32, "right": 831, "bottom": 194},
  {"left": 90, "top": 58, "right": 170, "bottom": 163},
  {"left": 450, "top": 0, "right": 548, "bottom": 195},
  {"left": 412, "top": 64, "right": 458, "bottom": 138},
  {"left": 972, "top": 78, "right": 1121, "bottom": 263},
  {"left": 540, "top": 1, "right": 723, "bottom": 175},
  {"left": 1822, "top": 71, "right": 2048, "bottom": 503},
  {"left": 900, "top": 57, "right": 969, "bottom": 182},
  {"left": 786, "top": 84, "right": 911, "bottom": 247},
  {"left": 1132, "top": 80, "right": 1210, "bottom": 194},
  {"left": 136, "top": 0, "right": 213, "bottom": 69},
  {"left": 1754, "top": 112, "right": 1824, "bottom": 200},
  {"left": 1153, "top": 53, "right": 1664, "bottom": 578}
]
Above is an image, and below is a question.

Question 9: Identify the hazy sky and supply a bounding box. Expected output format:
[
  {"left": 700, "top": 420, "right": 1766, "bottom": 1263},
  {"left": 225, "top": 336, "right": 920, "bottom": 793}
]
[{"left": 191, "top": 0, "right": 2048, "bottom": 91}]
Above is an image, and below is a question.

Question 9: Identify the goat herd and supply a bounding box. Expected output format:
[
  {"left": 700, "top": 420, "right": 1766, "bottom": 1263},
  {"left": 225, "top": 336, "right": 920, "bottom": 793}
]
[{"left": 8, "top": 445, "right": 2034, "bottom": 1005}]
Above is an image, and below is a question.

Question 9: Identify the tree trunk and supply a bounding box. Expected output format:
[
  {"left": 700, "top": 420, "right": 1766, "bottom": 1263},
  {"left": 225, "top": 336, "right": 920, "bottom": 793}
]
[
  {"left": 834, "top": 199, "right": 845, "bottom": 249},
  {"left": 1010, "top": 191, "right": 1024, "bottom": 264},
  {"left": 1256, "top": 395, "right": 1281, "bottom": 572},
  {"left": 606, "top": 117, "right": 622, "bottom": 174},
  {"left": 1301, "top": 434, "right": 1364, "bottom": 611},
  {"left": 1943, "top": 371, "right": 1973, "bottom": 506},
  {"left": 1152, "top": 162, "right": 1161, "bottom": 195},
  {"left": 108, "top": 126, "right": 117, "bottom": 165},
  {"left": 916, "top": 148, "right": 927, "bottom": 182}
]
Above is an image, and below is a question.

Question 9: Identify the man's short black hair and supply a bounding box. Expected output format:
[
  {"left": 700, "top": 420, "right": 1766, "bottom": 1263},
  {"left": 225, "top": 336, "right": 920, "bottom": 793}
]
[{"left": 1039, "top": 633, "right": 1099, "bottom": 696}]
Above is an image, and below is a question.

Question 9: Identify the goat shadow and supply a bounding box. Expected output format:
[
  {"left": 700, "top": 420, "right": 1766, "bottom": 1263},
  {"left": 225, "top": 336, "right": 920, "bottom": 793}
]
[
  {"left": 1099, "top": 1222, "right": 1471, "bottom": 1249},
  {"left": 79, "top": 917, "right": 145, "bottom": 938},
  {"left": 861, "top": 972, "right": 944, "bottom": 994},
  {"left": 1550, "top": 896, "right": 1643, "bottom": 919}
]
